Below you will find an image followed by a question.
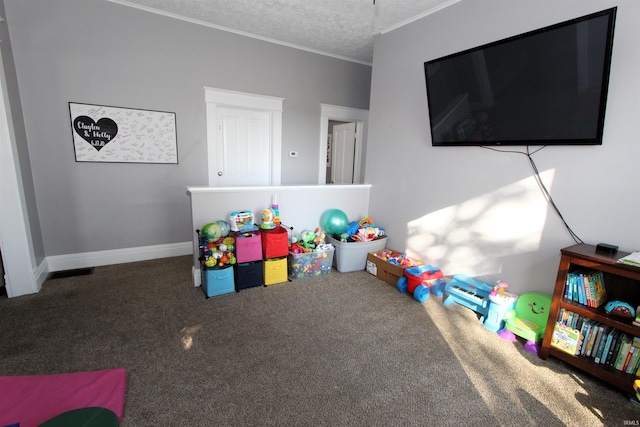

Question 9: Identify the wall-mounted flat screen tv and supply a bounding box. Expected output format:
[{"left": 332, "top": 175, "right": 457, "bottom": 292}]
[{"left": 424, "top": 8, "right": 616, "bottom": 146}]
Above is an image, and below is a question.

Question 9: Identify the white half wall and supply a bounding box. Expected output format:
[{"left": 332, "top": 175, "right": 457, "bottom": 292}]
[{"left": 187, "top": 184, "right": 372, "bottom": 285}]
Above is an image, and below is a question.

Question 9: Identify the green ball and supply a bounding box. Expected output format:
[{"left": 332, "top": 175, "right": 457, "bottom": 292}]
[
  {"left": 201, "top": 222, "right": 222, "bottom": 242},
  {"left": 321, "top": 209, "right": 348, "bottom": 235}
]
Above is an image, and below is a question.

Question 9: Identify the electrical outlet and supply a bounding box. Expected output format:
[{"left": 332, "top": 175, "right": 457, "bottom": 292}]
[{"left": 289, "top": 151, "right": 299, "bottom": 158}]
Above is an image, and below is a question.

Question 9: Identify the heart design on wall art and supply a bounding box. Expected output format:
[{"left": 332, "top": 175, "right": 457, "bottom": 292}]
[
  {"left": 73, "top": 116, "right": 118, "bottom": 151},
  {"left": 69, "top": 102, "right": 177, "bottom": 163}
]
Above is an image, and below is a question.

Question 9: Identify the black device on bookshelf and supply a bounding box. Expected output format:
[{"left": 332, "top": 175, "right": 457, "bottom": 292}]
[{"left": 541, "top": 244, "right": 640, "bottom": 396}]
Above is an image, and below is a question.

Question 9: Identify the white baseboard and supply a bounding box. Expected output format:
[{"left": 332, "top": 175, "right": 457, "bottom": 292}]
[
  {"left": 192, "top": 265, "right": 202, "bottom": 287},
  {"left": 33, "top": 258, "right": 50, "bottom": 292},
  {"left": 46, "top": 241, "right": 193, "bottom": 272}
]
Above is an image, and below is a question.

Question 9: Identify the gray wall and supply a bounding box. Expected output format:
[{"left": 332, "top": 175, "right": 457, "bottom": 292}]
[
  {"left": 3, "top": 0, "right": 371, "bottom": 257},
  {"left": 366, "top": 0, "right": 640, "bottom": 295}
]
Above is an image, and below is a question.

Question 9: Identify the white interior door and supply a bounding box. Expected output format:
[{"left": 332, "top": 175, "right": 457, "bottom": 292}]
[
  {"left": 205, "top": 87, "right": 283, "bottom": 187},
  {"left": 331, "top": 122, "right": 356, "bottom": 184},
  {"left": 216, "top": 107, "right": 270, "bottom": 186}
]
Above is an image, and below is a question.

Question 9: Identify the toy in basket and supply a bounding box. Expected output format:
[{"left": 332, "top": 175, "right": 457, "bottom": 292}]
[
  {"left": 197, "top": 222, "right": 236, "bottom": 269},
  {"left": 397, "top": 264, "right": 446, "bottom": 303}
]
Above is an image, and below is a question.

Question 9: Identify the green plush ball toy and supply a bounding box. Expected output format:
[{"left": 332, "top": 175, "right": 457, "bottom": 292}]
[{"left": 201, "top": 222, "right": 223, "bottom": 242}]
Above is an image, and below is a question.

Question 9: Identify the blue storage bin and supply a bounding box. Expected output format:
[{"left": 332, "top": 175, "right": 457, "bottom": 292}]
[{"left": 201, "top": 266, "right": 235, "bottom": 298}]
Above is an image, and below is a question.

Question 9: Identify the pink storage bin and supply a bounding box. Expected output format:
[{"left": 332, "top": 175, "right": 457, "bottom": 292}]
[{"left": 234, "top": 231, "right": 262, "bottom": 263}]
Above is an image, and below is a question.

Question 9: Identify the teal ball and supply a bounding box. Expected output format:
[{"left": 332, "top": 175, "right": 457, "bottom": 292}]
[
  {"left": 216, "top": 220, "right": 230, "bottom": 237},
  {"left": 321, "top": 209, "right": 348, "bottom": 235}
]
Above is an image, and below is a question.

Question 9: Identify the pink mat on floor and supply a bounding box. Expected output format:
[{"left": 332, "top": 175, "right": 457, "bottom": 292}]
[{"left": 0, "top": 368, "right": 126, "bottom": 427}]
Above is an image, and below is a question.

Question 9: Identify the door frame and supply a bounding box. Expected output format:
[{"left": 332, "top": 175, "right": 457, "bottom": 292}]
[
  {"left": 0, "top": 51, "right": 39, "bottom": 297},
  {"left": 318, "top": 104, "right": 368, "bottom": 185},
  {"left": 205, "top": 87, "right": 284, "bottom": 186}
]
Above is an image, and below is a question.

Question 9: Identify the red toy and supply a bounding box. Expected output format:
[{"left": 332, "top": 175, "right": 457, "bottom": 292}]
[{"left": 397, "top": 264, "right": 446, "bottom": 303}]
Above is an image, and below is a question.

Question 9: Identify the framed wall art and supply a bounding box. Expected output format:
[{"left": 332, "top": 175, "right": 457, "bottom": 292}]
[{"left": 69, "top": 102, "right": 178, "bottom": 164}]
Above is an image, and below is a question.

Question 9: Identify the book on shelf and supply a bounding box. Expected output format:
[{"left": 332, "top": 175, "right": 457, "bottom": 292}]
[
  {"left": 594, "top": 326, "right": 613, "bottom": 364},
  {"left": 598, "top": 327, "right": 617, "bottom": 365},
  {"left": 551, "top": 322, "right": 583, "bottom": 355},
  {"left": 591, "top": 323, "right": 604, "bottom": 359},
  {"left": 563, "top": 270, "right": 607, "bottom": 308},
  {"left": 615, "top": 335, "right": 633, "bottom": 370},
  {"left": 591, "top": 271, "right": 607, "bottom": 307},
  {"left": 629, "top": 338, "right": 640, "bottom": 374},
  {"left": 624, "top": 337, "right": 640, "bottom": 374},
  {"left": 604, "top": 329, "right": 622, "bottom": 366},
  {"left": 618, "top": 251, "right": 640, "bottom": 267},
  {"left": 608, "top": 329, "right": 625, "bottom": 366},
  {"left": 583, "top": 273, "right": 594, "bottom": 307},
  {"left": 553, "top": 310, "right": 640, "bottom": 372},
  {"left": 579, "top": 320, "right": 596, "bottom": 357}
]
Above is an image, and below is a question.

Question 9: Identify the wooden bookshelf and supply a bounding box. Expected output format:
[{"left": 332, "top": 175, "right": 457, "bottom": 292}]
[{"left": 540, "top": 243, "right": 640, "bottom": 395}]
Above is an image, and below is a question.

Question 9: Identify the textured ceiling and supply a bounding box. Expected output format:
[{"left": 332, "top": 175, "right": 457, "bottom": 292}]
[{"left": 112, "top": 0, "right": 461, "bottom": 64}]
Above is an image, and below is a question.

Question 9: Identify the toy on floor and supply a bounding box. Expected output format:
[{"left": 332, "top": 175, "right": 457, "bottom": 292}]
[
  {"left": 397, "top": 264, "right": 446, "bottom": 303},
  {"left": 443, "top": 274, "right": 492, "bottom": 320},
  {"left": 499, "top": 291, "right": 552, "bottom": 355},
  {"left": 634, "top": 378, "right": 640, "bottom": 402},
  {"left": 485, "top": 281, "right": 518, "bottom": 332},
  {"left": 374, "top": 249, "right": 421, "bottom": 268}
]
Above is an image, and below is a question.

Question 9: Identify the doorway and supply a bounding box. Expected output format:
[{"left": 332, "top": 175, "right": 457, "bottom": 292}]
[
  {"left": 205, "top": 87, "right": 284, "bottom": 186},
  {"left": 318, "top": 104, "right": 369, "bottom": 185},
  {"left": 327, "top": 121, "right": 356, "bottom": 184}
]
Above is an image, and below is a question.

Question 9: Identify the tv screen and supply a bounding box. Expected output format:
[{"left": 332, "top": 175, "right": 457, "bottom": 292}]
[{"left": 424, "top": 8, "right": 616, "bottom": 146}]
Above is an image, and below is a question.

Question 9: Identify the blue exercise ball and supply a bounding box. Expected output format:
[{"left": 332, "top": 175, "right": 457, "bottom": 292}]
[{"left": 321, "top": 209, "right": 348, "bottom": 235}]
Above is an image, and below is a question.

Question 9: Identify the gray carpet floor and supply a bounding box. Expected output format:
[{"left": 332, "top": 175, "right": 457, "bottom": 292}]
[{"left": 2, "top": 255, "right": 640, "bottom": 426}]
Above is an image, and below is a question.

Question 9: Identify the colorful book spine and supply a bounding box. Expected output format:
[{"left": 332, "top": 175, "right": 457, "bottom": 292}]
[
  {"left": 604, "top": 330, "right": 622, "bottom": 366},
  {"left": 592, "top": 271, "right": 607, "bottom": 308},
  {"left": 598, "top": 328, "right": 615, "bottom": 364},
  {"left": 625, "top": 343, "right": 640, "bottom": 373},
  {"left": 564, "top": 270, "right": 607, "bottom": 308},
  {"left": 565, "top": 274, "right": 573, "bottom": 301},
  {"left": 580, "top": 320, "right": 594, "bottom": 357},
  {"left": 615, "top": 335, "right": 632, "bottom": 370},
  {"left": 588, "top": 325, "right": 605, "bottom": 358},
  {"left": 594, "top": 327, "right": 613, "bottom": 364},
  {"left": 608, "top": 332, "right": 624, "bottom": 367}
]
